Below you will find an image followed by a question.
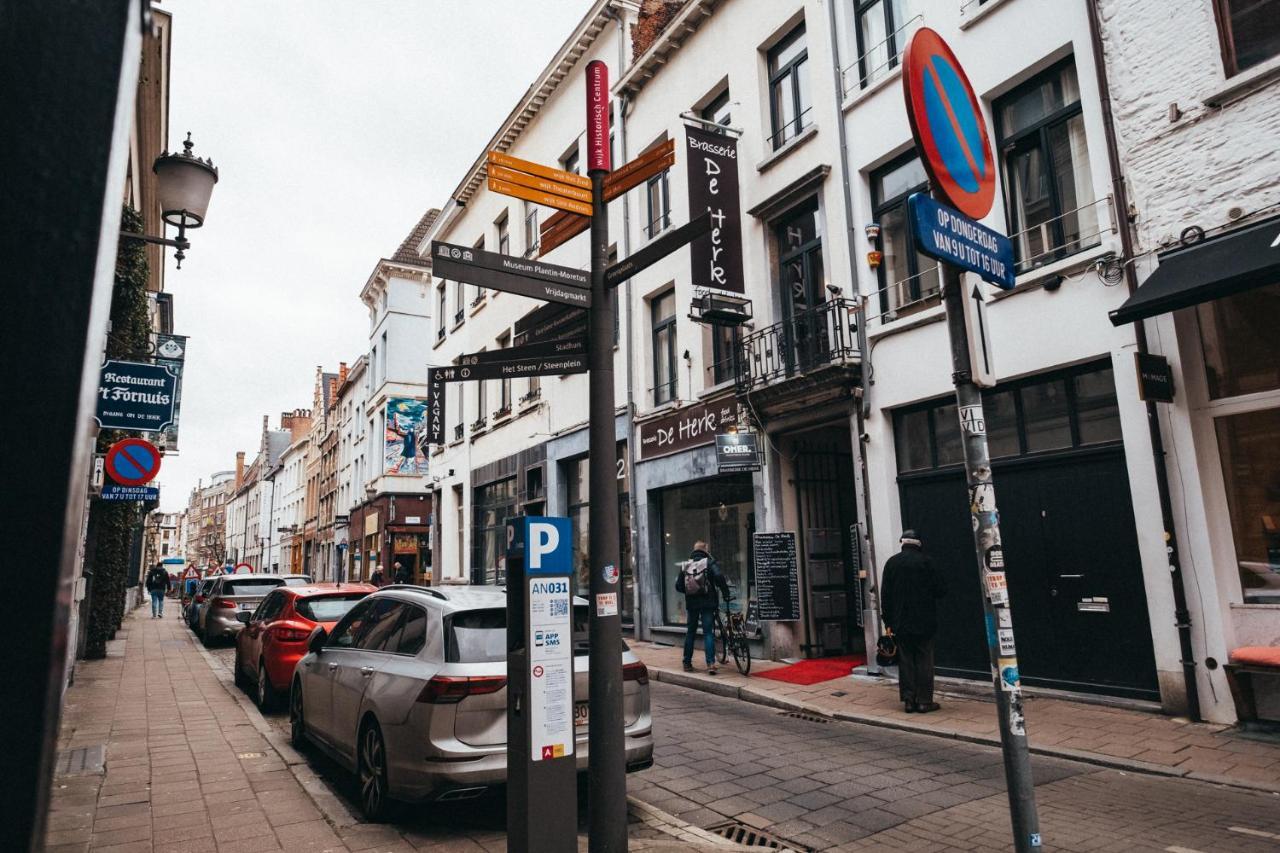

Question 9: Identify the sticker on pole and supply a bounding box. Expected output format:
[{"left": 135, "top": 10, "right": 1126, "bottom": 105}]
[
  {"left": 596, "top": 592, "right": 618, "bottom": 617},
  {"left": 903, "top": 27, "right": 996, "bottom": 220},
  {"left": 104, "top": 438, "right": 162, "bottom": 486},
  {"left": 986, "top": 571, "right": 1009, "bottom": 605}
]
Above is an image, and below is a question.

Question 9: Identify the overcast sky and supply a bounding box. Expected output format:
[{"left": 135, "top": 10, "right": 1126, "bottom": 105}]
[{"left": 155, "top": 0, "right": 595, "bottom": 512}]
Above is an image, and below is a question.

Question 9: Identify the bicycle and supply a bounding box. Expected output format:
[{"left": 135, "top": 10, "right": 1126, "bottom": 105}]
[{"left": 714, "top": 596, "right": 752, "bottom": 675}]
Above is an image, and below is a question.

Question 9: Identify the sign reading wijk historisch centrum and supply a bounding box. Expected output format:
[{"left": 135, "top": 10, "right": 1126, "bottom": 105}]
[
  {"left": 686, "top": 125, "right": 744, "bottom": 294},
  {"left": 95, "top": 359, "right": 179, "bottom": 432}
]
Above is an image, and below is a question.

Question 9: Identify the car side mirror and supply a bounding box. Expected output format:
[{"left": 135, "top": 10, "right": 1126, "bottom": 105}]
[
  {"left": 236, "top": 611, "right": 251, "bottom": 624},
  {"left": 308, "top": 626, "right": 329, "bottom": 654}
]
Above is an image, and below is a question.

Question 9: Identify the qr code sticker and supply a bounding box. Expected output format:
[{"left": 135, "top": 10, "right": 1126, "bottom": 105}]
[{"left": 550, "top": 599, "right": 568, "bottom": 617}]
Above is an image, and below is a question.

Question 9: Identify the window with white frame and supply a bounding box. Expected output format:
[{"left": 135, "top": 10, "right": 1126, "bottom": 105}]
[
  {"left": 524, "top": 203, "right": 539, "bottom": 256},
  {"left": 871, "top": 154, "right": 937, "bottom": 320},
  {"left": 767, "top": 24, "right": 811, "bottom": 150},
  {"left": 852, "top": 0, "right": 920, "bottom": 90},
  {"left": 497, "top": 212, "right": 510, "bottom": 256},
  {"left": 651, "top": 290, "right": 677, "bottom": 405},
  {"left": 645, "top": 169, "right": 670, "bottom": 238}
]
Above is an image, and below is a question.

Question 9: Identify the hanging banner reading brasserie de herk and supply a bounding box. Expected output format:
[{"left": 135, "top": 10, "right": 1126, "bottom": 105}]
[
  {"left": 685, "top": 125, "right": 743, "bottom": 294},
  {"left": 384, "top": 397, "right": 430, "bottom": 476}
]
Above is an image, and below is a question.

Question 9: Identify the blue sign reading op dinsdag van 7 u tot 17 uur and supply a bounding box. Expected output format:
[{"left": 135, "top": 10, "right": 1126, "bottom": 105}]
[{"left": 908, "top": 193, "right": 1016, "bottom": 290}]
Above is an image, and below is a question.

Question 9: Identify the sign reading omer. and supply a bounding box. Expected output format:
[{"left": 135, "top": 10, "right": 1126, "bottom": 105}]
[
  {"left": 637, "top": 397, "right": 746, "bottom": 461},
  {"left": 685, "top": 125, "right": 743, "bottom": 294},
  {"left": 95, "top": 359, "right": 178, "bottom": 432}
]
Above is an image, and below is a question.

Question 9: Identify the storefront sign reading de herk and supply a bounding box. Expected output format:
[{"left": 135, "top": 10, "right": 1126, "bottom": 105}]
[{"left": 638, "top": 397, "right": 747, "bottom": 461}]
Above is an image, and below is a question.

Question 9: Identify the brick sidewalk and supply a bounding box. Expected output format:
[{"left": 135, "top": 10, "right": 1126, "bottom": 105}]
[
  {"left": 629, "top": 640, "right": 1280, "bottom": 793},
  {"left": 42, "top": 605, "right": 743, "bottom": 853}
]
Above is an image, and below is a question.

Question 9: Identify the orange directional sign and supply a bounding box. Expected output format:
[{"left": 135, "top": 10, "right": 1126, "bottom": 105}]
[
  {"left": 487, "top": 150, "right": 591, "bottom": 189},
  {"left": 487, "top": 164, "right": 593, "bottom": 203},
  {"left": 538, "top": 212, "right": 590, "bottom": 257},
  {"left": 488, "top": 177, "right": 594, "bottom": 217},
  {"left": 603, "top": 139, "right": 675, "bottom": 201}
]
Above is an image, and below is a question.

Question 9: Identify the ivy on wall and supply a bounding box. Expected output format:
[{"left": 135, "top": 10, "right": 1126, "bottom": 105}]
[{"left": 83, "top": 206, "right": 154, "bottom": 658}]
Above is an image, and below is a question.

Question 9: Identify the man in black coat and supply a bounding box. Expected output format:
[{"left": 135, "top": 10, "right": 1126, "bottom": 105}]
[{"left": 881, "top": 530, "right": 947, "bottom": 713}]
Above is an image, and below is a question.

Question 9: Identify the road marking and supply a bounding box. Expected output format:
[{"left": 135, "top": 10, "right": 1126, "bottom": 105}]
[{"left": 1229, "top": 826, "right": 1280, "bottom": 840}]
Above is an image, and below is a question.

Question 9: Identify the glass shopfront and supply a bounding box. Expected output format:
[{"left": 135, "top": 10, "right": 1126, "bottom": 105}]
[
  {"left": 658, "top": 474, "right": 755, "bottom": 625},
  {"left": 472, "top": 477, "right": 516, "bottom": 585},
  {"left": 563, "top": 444, "right": 633, "bottom": 622}
]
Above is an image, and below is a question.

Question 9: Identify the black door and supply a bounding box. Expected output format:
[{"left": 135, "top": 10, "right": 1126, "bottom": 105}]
[{"left": 899, "top": 450, "right": 1159, "bottom": 699}]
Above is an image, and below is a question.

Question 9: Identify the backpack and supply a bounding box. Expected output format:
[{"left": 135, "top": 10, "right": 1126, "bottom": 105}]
[{"left": 679, "top": 558, "right": 710, "bottom": 596}]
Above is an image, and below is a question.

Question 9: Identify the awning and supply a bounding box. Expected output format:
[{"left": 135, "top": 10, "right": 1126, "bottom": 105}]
[{"left": 1109, "top": 216, "right": 1280, "bottom": 325}]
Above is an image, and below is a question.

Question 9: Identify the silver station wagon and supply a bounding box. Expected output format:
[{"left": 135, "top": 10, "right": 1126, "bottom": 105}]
[{"left": 288, "top": 585, "right": 653, "bottom": 820}]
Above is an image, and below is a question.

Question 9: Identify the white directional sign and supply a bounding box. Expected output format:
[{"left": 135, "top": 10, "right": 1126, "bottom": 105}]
[{"left": 961, "top": 282, "right": 996, "bottom": 388}]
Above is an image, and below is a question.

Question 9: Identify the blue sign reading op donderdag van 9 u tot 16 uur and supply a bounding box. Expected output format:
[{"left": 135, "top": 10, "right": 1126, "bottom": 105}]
[{"left": 908, "top": 193, "right": 1016, "bottom": 290}]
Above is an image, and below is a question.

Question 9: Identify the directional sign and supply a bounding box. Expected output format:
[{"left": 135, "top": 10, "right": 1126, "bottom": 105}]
[
  {"left": 603, "top": 140, "right": 675, "bottom": 202},
  {"left": 961, "top": 282, "right": 997, "bottom": 388},
  {"left": 105, "top": 438, "right": 162, "bottom": 486},
  {"left": 434, "top": 240, "right": 587, "bottom": 289},
  {"left": 95, "top": 359, "right": 178, "bottom": 432},
  {"left": 903, "top": 27, "right": 996, "bottom": 220},
  {"left": 100, "top": 484, "right": 159, "bottom": 502},
  {"left": 488, "top": 164, "right": 593, "bottom": 204},
  {"left": 908, "top": 194, "right": 1015, "bottom": 289},
  {"left": 514, "top": 303, "right": 588, "bottom": 347},
  {"left": 461, "top": 337, "right": 587, "bottom": 366},
  {"left": 432, "top": 242, "right": 591, "bottom": 308},
  {"left": 435, "top": 354, "right": 588, "bottom": 382},
  {"left": 488, "top": 176, "right": 593, "bottom": 217},
  {"left": 486, "top": 150, "right": 591, "bottom": 189},
  {"left": 539, "top": 212, "right": 591, "bottom": 256},
  {"left": 605, "top": 210, "right": 713, "bottom": 287}
]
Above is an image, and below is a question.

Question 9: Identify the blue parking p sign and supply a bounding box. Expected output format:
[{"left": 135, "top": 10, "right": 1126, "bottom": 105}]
[{"left": 511, "top": 516, "right": 573, "bottom": 577}]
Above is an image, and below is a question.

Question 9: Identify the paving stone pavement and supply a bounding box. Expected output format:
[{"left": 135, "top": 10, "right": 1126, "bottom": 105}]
[
  {"left": 628, "top": 640, "right": 1280, "bottom": 793},
  {"left": 629, "top": 680, "right": 1280, "bottom": 852},
  {"left": 43, "top": 604, "right": 739, "bottom": 853}
]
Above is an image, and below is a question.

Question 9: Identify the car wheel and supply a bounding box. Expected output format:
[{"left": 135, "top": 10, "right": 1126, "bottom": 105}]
[
  {"left": 233, "top": 647, "right": 250, "bottom": 690},
  {"left": 357, "top": 721, "right": 391, "bottom": 822},
  {"left": 289, "top": 680, "right": 307, "bottom": 749},
  {"left": 257, "top": 660, "right": 281, "bottom": 711}
]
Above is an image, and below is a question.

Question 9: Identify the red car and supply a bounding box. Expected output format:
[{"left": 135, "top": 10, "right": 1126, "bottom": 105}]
[{"left": 234, "top": 583, "right": 376, "bottom": 710}]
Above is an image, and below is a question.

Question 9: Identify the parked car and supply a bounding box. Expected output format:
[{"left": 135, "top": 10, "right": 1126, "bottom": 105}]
[
  {"left": 288, "top": 586, "right": 653, "bottom": 821},
  {"left": 233, "top": 583, "right": 376, "bottom": 710},
  {"left": 186, "top": 578, "right": 217, "bottom": 631},
  {"left": 280, "top": 574, "right": 313, "bottom": 587},
  {"left": 198, "top": 575, "right": 286, "bottom": 646}
]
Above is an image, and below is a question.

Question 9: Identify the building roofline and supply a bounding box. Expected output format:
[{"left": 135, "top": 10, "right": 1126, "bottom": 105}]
[{"left": 616, "top": 0, "right": 718, "bottom": 96}]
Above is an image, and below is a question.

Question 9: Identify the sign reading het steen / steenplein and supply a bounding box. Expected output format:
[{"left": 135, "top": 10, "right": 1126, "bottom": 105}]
[
  {"left": 95, "top": 359, "right": 179, "bottom": 432},
  {"left": 753, "top": 532, "right": 800, "bottom": 622},
  {"left": 434, "top": 355, "right": 588, "bottom": 383},
  {"left": 637, "top": 397, "right": 747, "bottom": 461}
]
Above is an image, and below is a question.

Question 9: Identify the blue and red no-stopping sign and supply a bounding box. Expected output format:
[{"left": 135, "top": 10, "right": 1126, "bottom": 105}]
[
  {"left": 903, "top": 28, "right": 996, "bottom": 220},
  {"left": 105, "top": 438, "right": 162, "bottom": 487}
]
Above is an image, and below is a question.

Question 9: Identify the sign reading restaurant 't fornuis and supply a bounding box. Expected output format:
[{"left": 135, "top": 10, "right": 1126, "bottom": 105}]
[
  {"left": 638, "top": 397, "right": 746, "bottom": 461},
  {"left": 685, "top": 125, "right": 743, "bottom": 294}
]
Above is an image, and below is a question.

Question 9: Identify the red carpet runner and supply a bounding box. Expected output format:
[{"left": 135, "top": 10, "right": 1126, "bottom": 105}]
[{"left": 753, "top": 654, "right": 867, "bottom": 686}]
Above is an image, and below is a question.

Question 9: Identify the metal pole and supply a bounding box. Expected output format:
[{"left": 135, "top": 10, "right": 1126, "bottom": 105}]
[
  {"left": 587, "top": 163, "right": 628, "bottom": 852},
  {"left": 941, "top": 265, "right": 1041, "bottom": 852}
]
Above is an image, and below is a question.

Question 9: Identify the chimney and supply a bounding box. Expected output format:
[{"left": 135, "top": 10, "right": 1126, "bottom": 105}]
[
  {"left": 633, "top": 0, "right": 686, "bottom": 60},
  {"left": 235, "top": 451, "right": 246, "bottom": 489},
  {"left": 339, "top": 361, "right": 349, "bottom": 385}
]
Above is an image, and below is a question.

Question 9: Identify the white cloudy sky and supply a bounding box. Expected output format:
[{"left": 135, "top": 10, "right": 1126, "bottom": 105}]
[{"left": 155, "top": 0, "right": 595, "bottom": 511}]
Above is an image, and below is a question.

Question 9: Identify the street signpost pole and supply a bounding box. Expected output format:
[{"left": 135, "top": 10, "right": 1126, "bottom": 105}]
[
  {"left": 585, "top": 58, "right": 627, "bottom": 853},
  {"left": 942, "top": 264, "right": 1040, "bottom": 851}
]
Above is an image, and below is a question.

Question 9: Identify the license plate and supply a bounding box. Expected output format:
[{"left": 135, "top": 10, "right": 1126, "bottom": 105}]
[
  {"left": 574, "top": 701, "right": 589, "bottom": 728},
  {"left": 240, "top": 604, "right": 254, "bottom": 610}
]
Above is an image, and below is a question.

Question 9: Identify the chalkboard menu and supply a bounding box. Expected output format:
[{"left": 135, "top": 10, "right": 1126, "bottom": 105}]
[{"left": 753, "top": 532, "right": 800, "bottom": 621}]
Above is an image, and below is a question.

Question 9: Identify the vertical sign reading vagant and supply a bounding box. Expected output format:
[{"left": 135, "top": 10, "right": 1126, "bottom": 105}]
[
  {"left": 425, "top": 368, "right": 445, "bottom": 444},
  {"left": 685, "top": 125, "right": 743, "bottom": 294},
  {"left": 586, "top": 60, "right": 610, "bottom": 172}
]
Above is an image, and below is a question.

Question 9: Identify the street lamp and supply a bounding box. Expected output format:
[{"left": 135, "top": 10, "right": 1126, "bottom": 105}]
[{"left": 121, "top": 132, "right": 219, "bottom": 269}]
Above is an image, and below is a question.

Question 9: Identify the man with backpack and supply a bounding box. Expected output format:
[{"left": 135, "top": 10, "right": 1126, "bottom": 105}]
[
  {"left": 678, "top": 540, "right": 732, "bottom": 674},
  {"left": 144, "top": 563, "right": 169, "bottom": 619}
]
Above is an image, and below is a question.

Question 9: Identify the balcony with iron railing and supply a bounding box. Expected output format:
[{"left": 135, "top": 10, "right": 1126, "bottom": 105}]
[
  {"left": 734, "top": 299, "right": 862, "bottom": 400},
  {"left": 1010, "top": 195, "right": 1115, "bottom": 275},
  {"left": 841, "top": 13, "right": 923, "bottom": 97}
]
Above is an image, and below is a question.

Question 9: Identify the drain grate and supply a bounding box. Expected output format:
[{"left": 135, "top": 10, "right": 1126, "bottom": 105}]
[
  {"left": 779, "top": 710, "right": 831, "bottom": 724},
  {"left": 706, "top": 820, "right": 813, "bottom": 851},
  {"left": 55, "top": 745, "right": 105, "bottom": 777}
]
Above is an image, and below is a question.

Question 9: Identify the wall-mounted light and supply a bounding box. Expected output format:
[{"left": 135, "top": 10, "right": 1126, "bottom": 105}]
[
  {"left": 866, "top": 250, "right": 883, "bottom": 268},
  {"left": 863, "top": 222, "right": 881, "bottom": 242},
  {"left": 120, "top": 133, "right": 219, "bottom": 269}
]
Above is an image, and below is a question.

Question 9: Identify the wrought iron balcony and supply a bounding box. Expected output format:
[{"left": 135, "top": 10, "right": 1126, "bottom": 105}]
[{"left": 735, "top": 298, "right": 862, "bottom": 393}]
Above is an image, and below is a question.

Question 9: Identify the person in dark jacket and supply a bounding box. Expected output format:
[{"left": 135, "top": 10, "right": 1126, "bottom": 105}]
[
  {"left": 880, "top": 530, "right": 947, "bottom": 713},
  {"left": 369, "top": 564, "right": 386, "bottom": 587},
  {"left": 677, "top": 541, "right": 732, "bottom": 674},
  {"left": 144, "top": 564, "right": 169, "bottom": 619},
  {"left": 393, "top": 561, "right": 410, "bottom": 585}
]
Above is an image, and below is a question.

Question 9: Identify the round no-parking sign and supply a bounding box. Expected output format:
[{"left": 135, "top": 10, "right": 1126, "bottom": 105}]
[
  {"left": 104, "top": 438, "right": 162, "bottom": 487},
  {"left": 902, "top": 27, "right": 996, "bottom": 220}
]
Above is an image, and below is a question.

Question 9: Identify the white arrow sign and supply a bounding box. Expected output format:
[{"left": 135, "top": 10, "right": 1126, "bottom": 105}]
[{"left": 962, "top": 282, "right": 996, "bottom": 388}]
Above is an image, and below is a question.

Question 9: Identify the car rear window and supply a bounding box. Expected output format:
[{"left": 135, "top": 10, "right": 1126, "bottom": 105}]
[
  {"left": 283, "top": 576, "right": 312, "bottom": 587},
  {"left": 446, "top": 605, "right": 589, "bottom": 663},
  {"left": 221, "top": 578, "right": 283, "bottom": 595},
  {"left": 295, "top": 593, "right": 367, "bottom": 622}
]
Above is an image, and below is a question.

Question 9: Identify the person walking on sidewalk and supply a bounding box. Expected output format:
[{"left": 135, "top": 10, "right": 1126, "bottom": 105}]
[
  {"left": 881, "top": 530, "right": 947, "bottom": 713},
  {"left": 369, "top": 564, "right": 386, "bottom": 587},
  {"left": 677, "top": 540, "right": 732, "bottom": 675},
  {"left": 145, "top": 563, "right": 169, "bottom": 619}
]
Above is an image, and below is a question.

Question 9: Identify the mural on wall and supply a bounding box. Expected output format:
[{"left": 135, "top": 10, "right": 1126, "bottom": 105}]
[{"left": 384, "top": 397, "right": 430, "bottom": 476}]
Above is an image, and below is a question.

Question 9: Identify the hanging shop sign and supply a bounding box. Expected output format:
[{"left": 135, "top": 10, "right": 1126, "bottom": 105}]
[
  {"left": 637, "top": 397, "right": 747, "bottom": 461},
  {"left": 384, "top": 398, "right": 430, "bottom": 476},
  {"left": 753, "top": 531, "right": 800, "bottom": 622},
  {"left": 425, "top": 368, "right": 446, "bottom": 444},
  {"left": 95, "top": 359, "right": 178, "bottom": 433},
  {"left": 154, "top": 333, "right": 187, "bottom": 450},
  {"left": 1134, "top": 352, "right": 1175, "bottom": 403},
  {"left": 685, "top": 125, "right": 744, "bottom": 294},
  {"left": 715, "top": 431, "right": 761, "bottom": 473}
]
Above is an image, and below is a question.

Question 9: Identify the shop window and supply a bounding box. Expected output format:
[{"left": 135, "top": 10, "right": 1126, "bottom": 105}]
[
  {"left": 1074, "top": 368, "right": 1123, "bottom": 445},
  {"left": 659, "top": 475, "right": 755, "bottom": 625},
  {"left": 871, "top": 154, "right": 937, "bottom": 319},
  {"left": 472, "top": 478, "right": 516, "bottom": 585},
  {"left": 651, "top": 290, "right": 677, "bottom": 405},
  {"left": 1198, "top": 282, "right": 1280, "bottom": 400},
  {"left": 1021, "top": 378, "right": 1072, "bottom": 453},
  {"left": 767, "top": 24, "right": 811, "bottom": 150},
  {"left": 1216, "top": 408, "right": 1280, "bottom": 603},
  {"left": 894, "top": 408, "right": 931, "bottom": 472},
  {"left": 996, "top": 60, "right": 1099, "bottom": 274},
  {"left": 562, "top": 450, "right": 633, "bottom": 621},
  {"left": 1214, "top": 0, "right": 1280, "bottom": 76}
]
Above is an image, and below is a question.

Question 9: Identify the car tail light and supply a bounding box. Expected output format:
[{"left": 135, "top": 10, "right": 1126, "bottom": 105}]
[
  {"left": 623, "top": 661, "right": 649, "bottom": 686},
  {"left": 416, "top": 675, "right": 507, "bottom": 704},
  {"left": 213, "top": 598, "right": 236, "bottom": 609},
  {"left": 194, "top": 595, "right": 205, "bottom": 604},
  {"left": 269, "top": 623, "right": 311, "bottom": 643}
]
